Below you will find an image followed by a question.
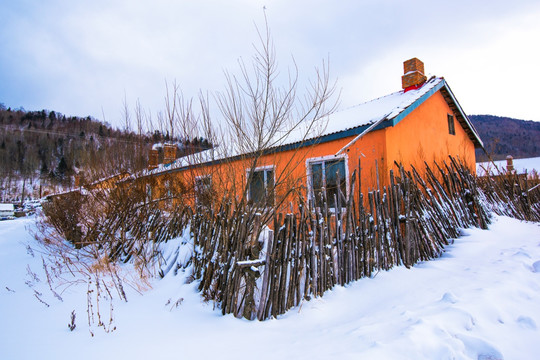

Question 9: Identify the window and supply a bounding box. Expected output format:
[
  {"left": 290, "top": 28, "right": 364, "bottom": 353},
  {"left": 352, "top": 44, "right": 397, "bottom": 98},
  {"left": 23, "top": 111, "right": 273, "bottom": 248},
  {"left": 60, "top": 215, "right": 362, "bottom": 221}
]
[
  {"left": 195, "top": 175, "right": 213, "bottom": 206},
  {"left": 308, "top": 156, "right": 347, "bottom": 208},
  {"left": 195, "top": 175, "right": 211, "bottom": 193},
  {"left": 247, "top": 167, "right": 275, "bottom": 206},
  {"left": 447, "top": 114, "right": 455, "bottom": 135}
]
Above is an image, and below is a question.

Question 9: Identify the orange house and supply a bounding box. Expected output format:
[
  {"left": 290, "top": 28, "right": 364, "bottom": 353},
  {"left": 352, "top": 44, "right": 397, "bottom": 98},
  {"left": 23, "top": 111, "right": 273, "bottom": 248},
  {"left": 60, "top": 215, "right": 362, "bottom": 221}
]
[{"left": 134, "top": 58, "right": 483, "bottom": 210}]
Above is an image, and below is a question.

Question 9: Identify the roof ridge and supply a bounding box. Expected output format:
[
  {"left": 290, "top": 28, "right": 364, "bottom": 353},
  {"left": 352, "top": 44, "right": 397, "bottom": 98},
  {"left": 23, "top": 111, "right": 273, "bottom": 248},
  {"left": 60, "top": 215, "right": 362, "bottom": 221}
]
[
  {"left": 336, "top": 89, "right": 405, "bottom": 114},
  {"left": 334, "top": 76, "right": 442, "bottom": 116}
]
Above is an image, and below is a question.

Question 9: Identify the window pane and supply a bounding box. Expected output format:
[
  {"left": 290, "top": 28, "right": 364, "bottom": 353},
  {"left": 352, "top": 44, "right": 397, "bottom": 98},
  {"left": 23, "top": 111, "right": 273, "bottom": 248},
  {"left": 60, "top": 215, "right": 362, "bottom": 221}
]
[
  {"left": 325, "top": 159, "right": 345, "bottom": 208},
  {"left": 165, "top": 180, "right": 171, "bottom": 197},
  {"left": 195, "top": 176, "right": 211, "bottom": 193},
  {"left": 311, "top": 163, "right": 323, "bottom": 207},
  {"left": 146, "top": 184, "right": 152, "bottom": 201},
  {"left": 195, "top": 176, "right": 212, "bottom": 206},
  {"left": 447, "top": 114, "right": 455, "bottom": 135},
  {"left": 249, "top": 170, "right": 265, "bottom": 204}
]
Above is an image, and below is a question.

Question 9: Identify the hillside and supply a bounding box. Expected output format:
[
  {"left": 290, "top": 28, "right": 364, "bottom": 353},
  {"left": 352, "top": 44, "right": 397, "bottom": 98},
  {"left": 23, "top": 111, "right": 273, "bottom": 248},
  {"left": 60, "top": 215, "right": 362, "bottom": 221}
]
[
  {"left": 0, "top": 105, "right": 164, "bottom": 201},
  {"left": 469, "top": 114, "right": 540, "bottom": 161}
]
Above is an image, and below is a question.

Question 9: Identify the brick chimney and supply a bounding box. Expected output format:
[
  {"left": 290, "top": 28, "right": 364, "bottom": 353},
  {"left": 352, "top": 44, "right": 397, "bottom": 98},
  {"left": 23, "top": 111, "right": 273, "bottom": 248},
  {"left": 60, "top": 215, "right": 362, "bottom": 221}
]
[
  {"left": 163, "top": 143, "right": 177, "bottom": 165},
  {"left": 148, "top": 149, "right": 159, "bottom": 170},
  {"left": 402, "top": 58, "right": 427, "bottom": 91}
]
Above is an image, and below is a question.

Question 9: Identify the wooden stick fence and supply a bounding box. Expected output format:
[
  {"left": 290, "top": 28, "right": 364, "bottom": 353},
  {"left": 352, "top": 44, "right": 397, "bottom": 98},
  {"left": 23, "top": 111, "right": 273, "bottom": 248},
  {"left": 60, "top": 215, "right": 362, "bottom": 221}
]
[
  {"left": 189, "top": 157, "right": 499, "bottom": 320},
  {"left": 476, "top": 167, "right": 540, "bottom": 222},
  {"left": 45, "top": 156, "right": 539, "bottom": 321}
]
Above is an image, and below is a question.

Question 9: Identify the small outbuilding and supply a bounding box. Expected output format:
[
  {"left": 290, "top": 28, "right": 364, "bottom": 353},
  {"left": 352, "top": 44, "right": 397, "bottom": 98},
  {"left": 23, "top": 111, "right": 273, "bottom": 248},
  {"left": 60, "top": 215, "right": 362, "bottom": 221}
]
[{"left": 0, "top": 203, "right": 15, "bottom": 220}]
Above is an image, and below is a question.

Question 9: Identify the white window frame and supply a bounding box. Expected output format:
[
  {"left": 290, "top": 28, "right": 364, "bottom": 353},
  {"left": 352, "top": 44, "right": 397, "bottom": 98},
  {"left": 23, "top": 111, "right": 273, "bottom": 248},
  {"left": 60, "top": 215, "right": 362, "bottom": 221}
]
[
  {"left": 306, "top": 154, "right": 349, "bottom": 210},
  {"left": 246, "top": 165, "right": 276, "bottom": 206}
]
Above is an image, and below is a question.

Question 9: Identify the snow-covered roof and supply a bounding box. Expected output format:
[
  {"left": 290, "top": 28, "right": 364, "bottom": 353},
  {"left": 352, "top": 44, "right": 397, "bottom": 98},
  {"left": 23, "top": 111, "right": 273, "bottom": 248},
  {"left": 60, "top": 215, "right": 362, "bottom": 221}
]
[
  {"left": 324, "top": 77, "right": 445, "bottom": 136},
  {"left": 132, "top": 149, "right": 217, "bottom": 179},
  {"left": 135, "top": 76, "right": 482, "bottom": 179},
  {"left": 44, "top": 188, "right": 82, "bottom": 199},
  {"left": 273, "top": 76, "right": 482, "bottom": 153},
  {"left": 86, "top": 171, "right": 131, "bottom": 188},
  {"left": 0, "top": 203, "right": 15, "bottom": 211}
]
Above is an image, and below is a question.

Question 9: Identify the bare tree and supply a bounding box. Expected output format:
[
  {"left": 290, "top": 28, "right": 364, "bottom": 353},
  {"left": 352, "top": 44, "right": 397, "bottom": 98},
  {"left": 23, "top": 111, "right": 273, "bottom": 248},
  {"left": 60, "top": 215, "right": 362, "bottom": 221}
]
[
  {"left": 121, "top": 92, "right": 132, "bottom": 133},
  {"left": 156, "top": 15, "right": 338, "bottom": 218},
  {"left": 164, "top": 80, "right": 183, "bottom": 141},
  {"left": 212, "top": 16, "right": 338, "bottom": 212},
  {"left": 217, "top": 30, "right": 334, "bottom": 155},
  {"left": 134, "top": 99, "right": 145, "bottom": 138}
]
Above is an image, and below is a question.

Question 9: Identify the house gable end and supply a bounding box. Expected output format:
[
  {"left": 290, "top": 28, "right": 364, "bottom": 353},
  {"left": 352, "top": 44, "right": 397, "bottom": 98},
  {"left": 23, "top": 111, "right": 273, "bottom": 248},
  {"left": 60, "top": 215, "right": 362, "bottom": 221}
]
[
  {"left": 439, "top": 83, "right": 483, "bottom": 148},
  {"left": 389, "top": 79, "right": 482, "bottom": 148}
]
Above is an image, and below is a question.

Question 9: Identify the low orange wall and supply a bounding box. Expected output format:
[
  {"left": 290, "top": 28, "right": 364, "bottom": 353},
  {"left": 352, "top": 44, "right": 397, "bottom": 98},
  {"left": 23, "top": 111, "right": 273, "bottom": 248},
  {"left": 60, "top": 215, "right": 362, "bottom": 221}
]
[{"left": 151, "top": 130, "right": 388, "bottom": 211}]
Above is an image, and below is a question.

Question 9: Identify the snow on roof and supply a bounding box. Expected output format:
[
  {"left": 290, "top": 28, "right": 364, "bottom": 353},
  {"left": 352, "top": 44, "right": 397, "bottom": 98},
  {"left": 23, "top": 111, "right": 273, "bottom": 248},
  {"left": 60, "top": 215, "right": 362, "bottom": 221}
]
[
  {"left": 152, "top": 141, "right": 186, "bottom": 150},
  {"left": 477, "top": 156, "right": 540, "bottom": 176},
  {"left": 129, "top": 148, "right": 219, "bottom": 180},
  {"left": 0, "top": 203, "right": 15, "bottom": 211},
  {"left": 279, "top": 77, "right": 444, "bottom": 148},
  {"left": 135, "top": 77, "right": 448, "bottom": 179},
  {"left": 45, "top": 188, "right": 85, "bottom": 199},
  {"left": 86, "top": 171, "right": 131, "bottom": 187},
  {"left": 321, "top": 77, "right": 444, "bottom": 137}
]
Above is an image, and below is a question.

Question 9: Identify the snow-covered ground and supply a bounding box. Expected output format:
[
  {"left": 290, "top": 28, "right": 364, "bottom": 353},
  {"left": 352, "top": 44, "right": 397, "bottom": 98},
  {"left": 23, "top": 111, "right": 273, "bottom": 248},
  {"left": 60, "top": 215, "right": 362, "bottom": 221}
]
[
  {"left": 1, "top": 215, "right": 540, "bottom": 359},
  {"left": 477, "top": 156, "right": 540, "bottom": 176}
]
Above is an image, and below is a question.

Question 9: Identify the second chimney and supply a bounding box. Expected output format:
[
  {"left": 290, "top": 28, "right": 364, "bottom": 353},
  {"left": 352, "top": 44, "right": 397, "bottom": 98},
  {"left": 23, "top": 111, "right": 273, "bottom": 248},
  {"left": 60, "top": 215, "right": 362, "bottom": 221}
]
[
  {"left": 163, "top": 143, "right": 177, "bottom": 165},
  {"left": 402, "top": 57, "right": 427, "bottom": 91},
  {"left": 148, "top": 149, "right": 159, "bottom": 170}
]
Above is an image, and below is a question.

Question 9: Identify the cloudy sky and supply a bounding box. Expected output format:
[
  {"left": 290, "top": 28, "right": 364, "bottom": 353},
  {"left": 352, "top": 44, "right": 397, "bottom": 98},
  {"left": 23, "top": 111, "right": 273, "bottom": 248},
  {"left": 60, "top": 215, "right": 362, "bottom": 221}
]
[{"left": 1, "top": 0, "right": 540, "bottom": 129}]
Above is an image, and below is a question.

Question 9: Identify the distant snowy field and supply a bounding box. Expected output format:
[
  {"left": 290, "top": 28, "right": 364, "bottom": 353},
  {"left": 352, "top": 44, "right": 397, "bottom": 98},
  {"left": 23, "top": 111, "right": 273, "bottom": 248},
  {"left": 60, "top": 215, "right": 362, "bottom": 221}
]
[
  {"left": 477, "top": 156, "right": 540, "bottom": 176},
  {"left": 1, "top": 215, "right": 540, "bottom": 359}
]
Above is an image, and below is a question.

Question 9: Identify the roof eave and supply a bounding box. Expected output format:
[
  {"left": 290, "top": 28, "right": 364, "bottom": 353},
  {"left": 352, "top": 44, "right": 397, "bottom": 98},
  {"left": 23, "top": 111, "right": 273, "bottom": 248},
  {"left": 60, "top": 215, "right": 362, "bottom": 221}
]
[
  {"left": 389, "top": 78, "right": 483, "bottom": 149},
  {"left": 438, "top": 80, "right": 484, "bottom": 148}
]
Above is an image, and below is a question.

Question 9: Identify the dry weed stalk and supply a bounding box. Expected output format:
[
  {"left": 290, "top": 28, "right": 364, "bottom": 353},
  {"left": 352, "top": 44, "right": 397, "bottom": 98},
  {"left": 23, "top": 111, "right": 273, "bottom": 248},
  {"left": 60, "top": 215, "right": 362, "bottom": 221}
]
[
  {"left": 35, "top": 178, "right": 191, "bottom": 334},
  {"left": 34, "top": 184, "right": 171, "bottom": 333}
]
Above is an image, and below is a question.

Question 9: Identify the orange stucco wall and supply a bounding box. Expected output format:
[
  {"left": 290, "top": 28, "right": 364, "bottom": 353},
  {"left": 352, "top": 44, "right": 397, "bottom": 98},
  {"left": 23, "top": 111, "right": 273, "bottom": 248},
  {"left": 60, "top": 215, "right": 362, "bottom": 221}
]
[
  {"left": 384, "top": 90, "right": 476, "bottom": 180},
  {"left": 151, "top": 129, "right": 388, "bottom": 210}
]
